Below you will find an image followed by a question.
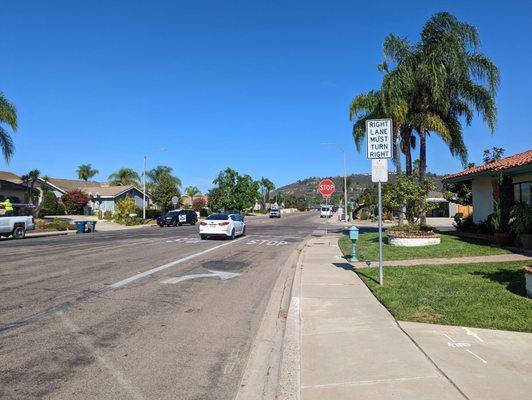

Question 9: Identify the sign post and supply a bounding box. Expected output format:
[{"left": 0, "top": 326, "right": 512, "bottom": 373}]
[
  {"left": 366, "top": 119, "right": 392, "bottom": 285},
  {"left": 319, "top": 178, "right": 336, "bottom": 236}
]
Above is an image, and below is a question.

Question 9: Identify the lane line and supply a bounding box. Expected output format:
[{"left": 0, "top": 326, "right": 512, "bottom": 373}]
[
  {"left": 0, "top": 238, "right": 244, "bottom": 333},
  {"left": 443, "top": 333, "right": 456, "bottom": 343}
]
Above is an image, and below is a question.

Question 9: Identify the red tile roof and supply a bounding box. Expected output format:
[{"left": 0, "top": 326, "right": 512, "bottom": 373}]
[{"left": 443, "top": 149, "right": 532, "bottom": 181}]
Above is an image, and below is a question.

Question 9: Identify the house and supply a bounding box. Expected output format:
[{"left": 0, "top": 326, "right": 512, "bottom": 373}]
[
  {"left": 443, "top": 149, "right": 532, "bottom": 223},
  {"left": 0, "top": 171, "right": 28, "bottom": 203},
  {"left": 426, "top": 191, "right": 472, "bottom": 218},
  {"left": 40, "top": 177, "right": 151, "bottom": 213}
]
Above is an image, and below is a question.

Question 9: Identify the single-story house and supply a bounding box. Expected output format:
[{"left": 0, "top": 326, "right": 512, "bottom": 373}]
[
  {"left": 39, "top": 177, "right": 151, "bottom": 213},
  {"left": 443, "top": 149, "right": 532, "bottom": 223},
  {"left": 0, "top": 171, "right": 28, "bottom": 203},
  {"left": 426, "top": 191, "right": 473, "bottom": 218}
]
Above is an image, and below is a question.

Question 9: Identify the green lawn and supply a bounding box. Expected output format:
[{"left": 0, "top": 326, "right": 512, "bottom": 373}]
[
  {"left": 338, "top": 232, "right": 511, "bottom": 261},
  {"left": 357, "top": 261, "right": 532, "bottom": 332}
]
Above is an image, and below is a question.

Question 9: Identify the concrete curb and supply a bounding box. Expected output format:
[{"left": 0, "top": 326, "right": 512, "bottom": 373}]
[
  {"left": 276, "top": 240, "right": 304, "bottom": 400},
  {"left": 234, "top": 239, "right": 308, "bottom": 400},
  {"left": 25, "top": 230, "right": 75, "bottom": 239}
]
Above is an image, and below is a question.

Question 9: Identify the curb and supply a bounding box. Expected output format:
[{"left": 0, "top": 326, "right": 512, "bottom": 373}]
[
  {"left": 25, "top": 230, "right": 75, "bottom": 239},
  {"left": 234, "top": 239, "right": 308, "bottom": 400}
]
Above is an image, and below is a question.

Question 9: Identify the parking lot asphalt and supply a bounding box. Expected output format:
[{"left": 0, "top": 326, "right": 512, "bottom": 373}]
[{"left": 0, "top": 212, "right": 319, "bottom": 400}]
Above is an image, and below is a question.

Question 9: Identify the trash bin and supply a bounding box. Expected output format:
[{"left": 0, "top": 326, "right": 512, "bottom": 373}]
[
  {"left": 75, "top": 221, "right": 87, "bottom": 234},
  {"left": 86, "top": 221, "right": 97, "bottom": 233}
]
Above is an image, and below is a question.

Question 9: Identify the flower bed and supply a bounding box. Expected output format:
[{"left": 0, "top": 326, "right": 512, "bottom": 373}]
[{"left": 388, "top": 230, "right": 441, "bottom": 247}]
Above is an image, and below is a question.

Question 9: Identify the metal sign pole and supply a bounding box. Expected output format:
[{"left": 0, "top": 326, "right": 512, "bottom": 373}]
[
  {"left": 325, "top": 196, "right": 328, "bottom": 236},
  {"left": 378, "top": 181, "right": 384, "bottom": 285}
]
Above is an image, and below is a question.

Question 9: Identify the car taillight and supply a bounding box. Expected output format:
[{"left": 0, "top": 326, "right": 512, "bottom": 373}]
[
  {"left": 200, "top": 221, "right": 207, "bottom": 225},
  {"left": 219, "top": 222, "right": 230, "bottom": 226}
]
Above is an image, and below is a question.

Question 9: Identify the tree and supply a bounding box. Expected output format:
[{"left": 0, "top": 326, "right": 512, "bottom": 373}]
[
  {"left": 77, "top": 164, "right": 99, "bottom": 181},
  {"left": 207, "top": 168, "right": 260, "bottom": 211},
  {"left": 184, "top": 186, "right": 201, "bottom": 204},
  {"left": 483, "top": 147, "right": 504, "bottom": 164},
  {"left": 114, "top": 196, "right": 138, "bottom": 224},
  {"left": 108, "top": 168, "right": 141, "bottom": 186},
  {"left": 192, "top": 196, "right": 207, "bottom": 212},
  {"left": 20, "top": 169, "right": 41, "bottom": 205},
  {"left": 147, "top": 165, "right": 182, "bottom": 190},
  {"left": 384, "top": 175, "right": 436, "bottom": 227},
  {"left": 259, "top": 177, "right": 275, "bottom": 209},
  {"left": 150, "top": 172, "right": 181, "bottom": 212},
  {"left": 0, "top": 92, "right": 17, "bottom": 163},
  {"left": 61, "top": 190, "right": 90, "bottom": 215},
  {"left": 39, "top": 191, "right": 65, "bottom": 217}
]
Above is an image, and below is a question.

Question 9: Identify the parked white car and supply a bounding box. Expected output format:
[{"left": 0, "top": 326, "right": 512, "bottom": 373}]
[
  {"left": 199, "top": 213, "right": 245, "bottom": 240},
  {"left": 320, "top": 206, "right": 332, "bottom": 218},
  {"left": 0, "top": 216, "right": 35, "bottom": 239}
]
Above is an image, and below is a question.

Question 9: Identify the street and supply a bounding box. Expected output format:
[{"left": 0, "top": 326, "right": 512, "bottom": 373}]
[{"left": 0, "top": 212, "right": 318, "bottom": 400}]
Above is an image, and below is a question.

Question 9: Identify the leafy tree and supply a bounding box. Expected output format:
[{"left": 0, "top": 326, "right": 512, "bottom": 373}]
[
  {"left": 207, "top": 168, "right": 260, "bottom": 211},
  {"left": 192, "top": 196, "right": 207, "bottom": 212},
  {"left": 77, "top": 164, "right": 99, "bottom": 181},
  {"left": 108, "top": 168, "right": 141, "bottom": 186},
  {"left": 184, "top": 186, "right": 201, "bottom": 204},
  {"left": 482, "top": 147, "right": 504, "bottom": 164},
  {"left": 147, "top": 165, "right": 181, "bottom": 190},
  {"left": 114, "top": 196, "right": 138, "bottom": 223},
  {"left": 443, "top": 181, "right": 472, "bottom": 206},
  {"left": 384, "top": 175, "right": 436, "bottom": 227},
  {"left": 39, "top": 191, "right": 65, "bottom": 217},
  {"left": 150, "top": 172, "right": 181, "bottom": 212},
  {"left": 0, "top": 91, "right": 17, "bottom": 163},
  {"left": 61, "top": 190, "right": 90, "bottom": 215},
  {"left": 259, "top": 177, "right": 275, "bottom": 208}
]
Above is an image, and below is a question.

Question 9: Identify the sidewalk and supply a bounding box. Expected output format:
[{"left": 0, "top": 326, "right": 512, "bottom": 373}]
[{"left": 279, "top": 234, "right": 465, "bottom": 399}]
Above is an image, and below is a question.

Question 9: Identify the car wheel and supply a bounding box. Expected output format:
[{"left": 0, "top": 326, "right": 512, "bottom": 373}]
[
  {"left": 230, "top": 228, "right": 235, "bottom": 240},
  {"left": 242, "top": 226, "right": 246, "bottom": 236},
  {"left": 200, "top": 234, "right": 207, "bottom": 240},
  {"left": 178, "top": 223, "right": 182, "bottom": 226},
  {"left": 13, "top": 226, "right": 26, "bottom": 240},
  {"left": 190, "top": 220, "right": 196, "bottom": 226}
]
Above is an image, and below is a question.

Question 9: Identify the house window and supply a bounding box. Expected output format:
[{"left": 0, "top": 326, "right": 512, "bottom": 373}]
[{"left": 514, "top": 182, "right": 531, "bottom": 205}]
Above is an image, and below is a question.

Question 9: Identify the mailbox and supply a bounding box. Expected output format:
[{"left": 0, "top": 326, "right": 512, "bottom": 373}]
[{"left": 348, "top": 225, "right": 359, "bottom": 241}]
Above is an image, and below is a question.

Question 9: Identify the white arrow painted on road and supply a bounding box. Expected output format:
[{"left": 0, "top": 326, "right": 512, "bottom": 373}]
[{"left": 161, "top": 270, "right": 240, "bottom": 284}]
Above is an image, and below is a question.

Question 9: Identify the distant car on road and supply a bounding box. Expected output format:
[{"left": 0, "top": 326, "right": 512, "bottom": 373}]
[
  {"left": 199, "top": 213, "right": 245, "bottom": 240},
  {"left": 157, "top": 209, "right": 198, "bottom": 227},
  {"left": 0, "top": 215, "right": 35, "bottom": 239},
  {"left": 269, "top": 208, "right": 281, "bottom": 218},
  {"left": 225, "top": 209, "right": 245, "bottom": 221},
  {"left": 320, "top": 206, "right": 332, "bottom": 218}
]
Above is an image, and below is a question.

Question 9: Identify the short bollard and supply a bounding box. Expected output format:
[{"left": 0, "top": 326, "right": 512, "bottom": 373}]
[{"left": 348, "top": 225, "right": 359, "bottom": 262}]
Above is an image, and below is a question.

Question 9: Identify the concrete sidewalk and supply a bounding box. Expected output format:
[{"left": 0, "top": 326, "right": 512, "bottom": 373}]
[{"left": 279, "top": 235, "right": 465, "bottom": 399}]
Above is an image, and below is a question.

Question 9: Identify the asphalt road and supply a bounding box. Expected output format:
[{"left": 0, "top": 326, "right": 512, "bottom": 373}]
[{"left": 0, "top": 212, "right": 321, "bottom": 400}]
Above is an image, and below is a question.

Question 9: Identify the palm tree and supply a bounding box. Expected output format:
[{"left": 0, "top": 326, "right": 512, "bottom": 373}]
[
  {"left": 146, "top": 165, "right": 182, "bottom": 191},
  {"left": 108, "top": 168, "right": 141, "bottom": 186},
  {"left": 0, "top": 92, "right": 18, "bottom": 163},
  {"left": 259, "top": 178, "right": 275, "bottom": 209},
  {"left": 184, "top": 186, "right": 201, "bottom": 204},
  {"left": 20, "top": 169, "right": 41, "bottom": 206},
  {"left": 77, "top": 164, "right": 99, "bottom": 181}
]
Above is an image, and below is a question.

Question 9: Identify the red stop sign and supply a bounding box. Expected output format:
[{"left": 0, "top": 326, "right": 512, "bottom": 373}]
[{"left": 319, "top": 179, "right": 336, "bottom": 198}]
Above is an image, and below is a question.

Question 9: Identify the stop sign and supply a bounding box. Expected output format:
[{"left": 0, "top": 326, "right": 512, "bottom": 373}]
[{"left": 319, "top": 179, "right": 335, "bottom": 198}]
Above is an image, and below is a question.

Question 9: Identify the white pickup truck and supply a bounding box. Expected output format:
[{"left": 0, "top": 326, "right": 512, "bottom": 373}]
[{"left": 0, "top": 216, "right": 35, "bottom": 239}]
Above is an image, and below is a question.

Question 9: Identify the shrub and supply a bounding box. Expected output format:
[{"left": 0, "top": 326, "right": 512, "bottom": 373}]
[
  {"left": 114, "top": 196, "right": 137, "bottom": 224},
  {"left": 509, "top": 203, "right": 532, "bottom": 236},
  {"left": 40, "top": 191, "right": 65, "bottom": 217},
  {"left": 103, "top": 210, "right": 114, "bottom": 220},
  {"left": 200, "top": 207, "right": 210, "bottom": 217},
  {"left": 360, "top": 209, "right": 371, "bottom": 220},
  {"left": 61, "top": 190, "right": 90, "bottom": 215},
  {"left": 45, "top": 218, "right": 70, "bottom": 231}
]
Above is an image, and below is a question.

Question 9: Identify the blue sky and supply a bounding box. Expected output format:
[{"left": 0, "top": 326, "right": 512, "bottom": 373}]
[{"left": 2, "top": 0, "right": 531, "bottom": 192}]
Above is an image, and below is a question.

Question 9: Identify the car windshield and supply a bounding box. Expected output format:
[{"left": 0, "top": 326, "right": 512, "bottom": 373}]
[
  {"left": 206, "top": 214, "right": 229, "bottom": 220},
  {"left": 321, "top": 207, "right": 330, "bottom": 211},
  {"left": 165, "top": 211, "right": 179, "bottom": 217}
]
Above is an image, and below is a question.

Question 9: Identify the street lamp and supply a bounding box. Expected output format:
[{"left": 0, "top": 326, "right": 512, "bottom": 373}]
[
  {"left": 143, "top": 148, "right": 167, "bottom": 219},
  {"left": 320, "top": 142, "right": 349, "bottom": 222}
]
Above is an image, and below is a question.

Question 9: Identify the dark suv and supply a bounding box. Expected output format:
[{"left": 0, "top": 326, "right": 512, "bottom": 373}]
[{"left": 157, "top": 210, "right": 198, "bottom": 227}]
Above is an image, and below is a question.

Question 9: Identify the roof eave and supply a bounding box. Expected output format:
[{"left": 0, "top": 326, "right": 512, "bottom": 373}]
[{"left": 443, "top": 164, "right": 532, "bottom": 183}]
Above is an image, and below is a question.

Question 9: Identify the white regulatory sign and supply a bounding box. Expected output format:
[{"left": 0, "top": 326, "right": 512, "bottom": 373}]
[
  {"left": 372, "top": 159, "right": 388, "bottom": 182},
  {"left": 366, "top": 118, "right": 392, "bottom": 159}
]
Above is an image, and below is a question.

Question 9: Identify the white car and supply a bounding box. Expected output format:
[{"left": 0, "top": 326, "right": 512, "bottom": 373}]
[
  {"left": 320, "top": 206, "right": 332, "bottom": 218},
  {"left": 199, "top": 213, "right": 246, "bottom": 240}
]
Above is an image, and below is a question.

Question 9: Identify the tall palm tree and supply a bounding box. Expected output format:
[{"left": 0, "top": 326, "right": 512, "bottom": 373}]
[
  {"left": 259, "top": 177, "right": 275, "bottom": 208},
  {"left": 108, "top": 168, "right": 141, "bottom": 186},
  {"left": 0, "top": 92, "right": 18, "bottom": 163},
  {"left": 146, "top": 165, "right": 182, "bottom": 190},
  {"left": 20, "top": 169, "right": 40, "bottom": 205},
  {"left": 184, "top": 186, "right": 201, "bottom": 204},
  {"left": 77, "top": 164, "right": 99, "bottom": 181}
]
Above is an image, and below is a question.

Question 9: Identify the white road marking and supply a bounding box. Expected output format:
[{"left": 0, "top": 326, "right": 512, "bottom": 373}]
[
  {"left": 108, "top": 238, "right": 244, "bottom": 289},
  {"left": 447, "top": 342, "right": 471, "bottom": 348},
  {"left": 161, "top": 270, "right": 240, "bottom": 284},
  {"left": 245, "top": 239, "right": 289, "bottom": 246},
  {"left": 443, "top": 333, "right": 456, "bottom": 343},
  {"left": 466, "top": 349, "right": 488, "bottom": 364},
  {"left": 166, "top": 237, "right": 202, "bottom": 244},
  {"left": 463, "top": 327, "right": 484, "bottom": 342}
]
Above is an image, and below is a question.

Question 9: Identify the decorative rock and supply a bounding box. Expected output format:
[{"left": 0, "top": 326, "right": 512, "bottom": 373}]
[
  {"left": 388, "top": 236, "right": 441, "bottom": 247},
  {"left": 525, "top": 266, "right": 532, "bottom": 298}
]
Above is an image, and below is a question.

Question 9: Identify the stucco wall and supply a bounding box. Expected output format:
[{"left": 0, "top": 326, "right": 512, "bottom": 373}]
[{"left": 471, "top": 176, "right": 493, "bottom": 223}]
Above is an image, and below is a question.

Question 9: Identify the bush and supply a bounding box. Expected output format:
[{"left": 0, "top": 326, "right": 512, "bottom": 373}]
[
  {"left": 103, "top": 210, "right": 114, "bottom": 220},
  {"left": 61, "top": 190, "right": 90, "bottom": 215},
  {"left": 389, "top": 224, "right": 434, "bottom": 233},
  {"left": 200, "top": 207, "right": 210, "bottom": 217},
  {"left": 40, "top": 191, "right": 65, "bottom": 217},
  {"left": 46, "top": 218, "right": 70, "bottom": 231},
  {"left": 360, "top": 209, "right": 371, "bottom": 220},
  {"left": 192, "top": 197, "right": 207, "bottom": 211},
  {"left": 114, "top": 196, "right": 137, "bottom": 224}
]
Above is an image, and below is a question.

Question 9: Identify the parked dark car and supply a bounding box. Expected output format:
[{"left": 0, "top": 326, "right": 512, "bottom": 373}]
[{"left": 157, "top": 210, "right": 198, "bottom": 227}]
